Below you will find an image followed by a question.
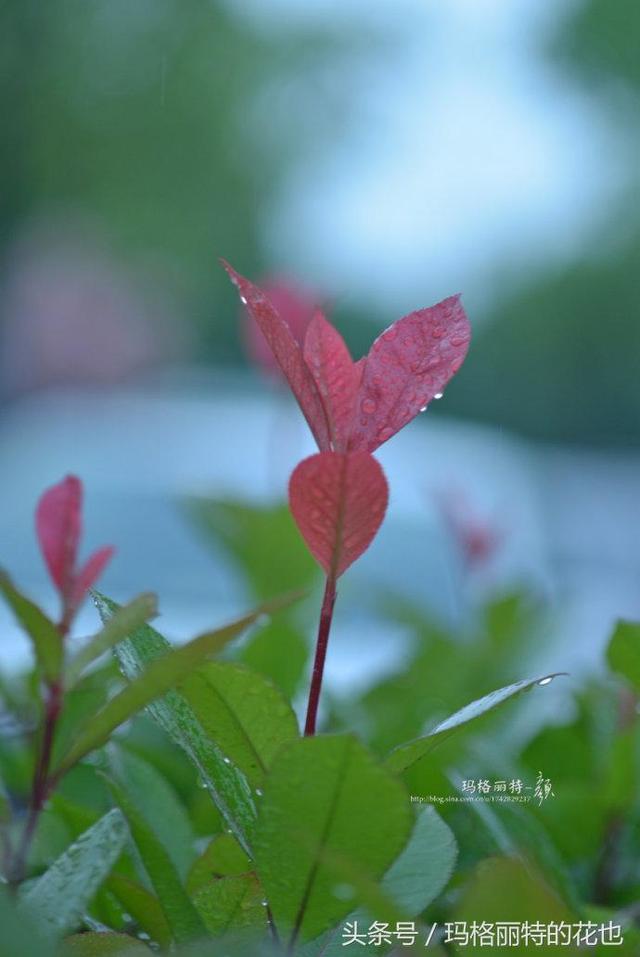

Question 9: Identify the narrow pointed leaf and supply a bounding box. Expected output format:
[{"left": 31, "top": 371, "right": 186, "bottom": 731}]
[
  {"left": 104, "top": 775, "right": 206, "bottom": 945},
  {"left": 303, "top": 312, "right": 360, "bottom": 451},
  {"left": 110, "top": 746, "right": 195, "bottom": 879},
  {"left": 349, "top": 295, "right": 471, "bottom": 453},
  {"left": 386, "top": 673, "right": 565, "bottom": 773},
  {"left": 106, "top": 875, "right": 172, "bottom": 949},
  {"left": 0, "top": 571, "right": 62, "bottom": 681},
  {"left": 254, "top": 734, "right": 412, "bottom": 943},
  {"left": 223, "top": 261, "right": 331, "bottom": 450},
  {"left": 57, "top": 594, "right": 294, "bottom": 775},
  {"left": 67, "top": 593, "right": 158, "bottom": 687},
  {"left": 89, "top": 593, "right": 258, "bottom": 855},
  {"left": 35, "top": 475, "right": 82, "bottom": 594},
  {"left": 289, "top": 451, "right": 388, "bottom": 577},
  {"left": 21, "top": 809, "right": 128, "bottom": 938}
]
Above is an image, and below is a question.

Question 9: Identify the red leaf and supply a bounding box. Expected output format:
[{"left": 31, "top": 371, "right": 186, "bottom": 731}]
[
  {"left": 70, "top": 545, "right": 115, "bottom": 610},
  {"left": 288, "top": 451, "right": 388, "bottom": 578},
  {"left": 303, "top": 312, "right": 360, "bottom": 452},
  {"left": 223, "top": 262, "right": 331, "bottom": 451},
  {"left": 348, "top": 294, "right": 470, "bottom": 453},
  {"left": 243, "top": 277, "right": 318, "bottom": 377},
  {"left": 36, "top": 475, "right": 82, "bottom": 594}
]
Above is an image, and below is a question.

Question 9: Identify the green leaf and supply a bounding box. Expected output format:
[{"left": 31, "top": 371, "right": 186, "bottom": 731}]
[
  {"left": 103, "top": 774, "right": 206, "bottom": 945},
  {"left": 255, "top": 734, "right": 412, "bottom": 944},
  {"left": 607, "top": 619, "right": 640, "bottom": 692},
  {"left": 455, "top": 856, "right": 576, "bottom": 953},
  {"left": 386, "top": 673, "right": 566, "bottom": 773},
  {"left": 66, "top": 594, "right": 158, "bottom": 687},
  {"left": 313, "top": 807, "right": 457, "bottom": 957},
  {"left": 379, "top": 805, "right": 456, "bottom": 913},
  {"left": 0, "top": 571, "right": 62, "bottom": 682},
  {"left": 180, "top": 662, "right": 298, "bottom": 788},
  {"left": 21, "top": 809, "right": 128, "bottom": 938},
  {"left": 0, "top": 886, "right": 54, "bottom": 957},
  {"left": 193, "top": 874, "right": 267, "bottom": 937},
  {"left": 57, "top": 591, "right": 293, "bottom": 777},
  {"left": 62, "top": 933, "right": 152, "bottom": 956},
  {"left": 89, "top": 594, "right": 258, "bottom": 855},
  {"left": 190, "top": 498, "right": 318, "bottom": 599},
  {"left": 187, "top": 834, "right": 252, "bottom": 896},
  {"left": 110, "top": 745, "right": 196, "bottom": 880},
  {"left": 106, "top": 875, "right": 172, "bottom": 949}
]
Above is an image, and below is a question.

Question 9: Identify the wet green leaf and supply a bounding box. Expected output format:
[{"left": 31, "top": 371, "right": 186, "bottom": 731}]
[
  {"left": 193, "top": 873, "right": 267, "bottom": 937},
  {"left": 90, "top": 594, "right": 257, "bottom": 854},
  {"left": 106, "top": 874, "right": 171, "bottom": 949},
  {"left": 181, "top": 661, "right": 298, "bottom": 788},
  {"left": 104, "top": 775, "right": 206, "bottom": 945},
  {"left": 66, "top": 594, "right": 158, "bottom": 687},
  {"left": 21, "top": 809, "right": 128, "bottom": 938},
  {"left": 110, "top": 745, "right": 195, "bottom": 880},
  {"left": 386, "top": 673, "right": 566, "bottom": 773},
  {"left": 187, "top": 834, "right": 252, "bottom": 896},
  {"left": 57, "top": 592, "right": 294, "bottom": 783},
  {"left": 254, "top": 734, "right": 412, "bottom": 944}
]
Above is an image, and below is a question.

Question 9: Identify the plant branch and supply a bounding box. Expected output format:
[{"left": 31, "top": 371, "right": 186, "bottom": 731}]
[{"left": 304, "top": 574, "right": 337, "bottom": 736}]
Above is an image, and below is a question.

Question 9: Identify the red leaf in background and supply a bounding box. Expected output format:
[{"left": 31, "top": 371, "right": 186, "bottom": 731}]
[
  {"left": 242, "top": 277, "right": 318, "bottom": 377},
  {"left": 70, "top": 545, "right": 115, "bottom": 611},
  {"left": 35, "top": 475, "right": 114, "bottom": 621},
  {"left": 36, "top": 475, "right": 82, "bottom": 594},
  {"left": 303, "top": 312, "right": 360, "bottom": 452},
  {"left": 223, "top": 261, "right": 331, "bottom": 451},
  {"left": 348, "top": 294, "right": 470, "bottom": 453},
  {"left": 288, "top": 451, "right": 388, "bottom": 578}
]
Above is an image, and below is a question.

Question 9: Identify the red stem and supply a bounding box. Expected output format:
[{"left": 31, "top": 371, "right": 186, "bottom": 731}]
[
  {"left": 11, "top": 678, "right": 63, "bottom": 882},
  {"left": 304, "top": 574, "right": 337, "bottom": 736}
]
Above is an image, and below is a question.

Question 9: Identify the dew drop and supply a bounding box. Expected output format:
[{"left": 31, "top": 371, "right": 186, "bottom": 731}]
[
  {"left": 434, "top": 392, "right": 443, "bottom": 400},
  {"left": 240, "top": 296, "right": 248, "bottom": 305},
  {"left": 223, "top": 757, "right": 232, "bottom": 765},
  {"left": 261, "top": 899, "right": 269, "bottom": 907},
  {"left": 419, "top": 405, "right": 428, "bottom": 413},
  {"left": 255, "top": 788, "right": 263, "bottom": 797},
  {"left": 537, "top": 676, "right": 554, "bottom": 687},
  {"left": 332, "top": 883, "right": 355, "bottom": 900},
  {"left": 378, "top": 426, "right": 394, "bottom": 442},
  {"left": 361, "top": 398, "right": 377, "bottom": 415}
]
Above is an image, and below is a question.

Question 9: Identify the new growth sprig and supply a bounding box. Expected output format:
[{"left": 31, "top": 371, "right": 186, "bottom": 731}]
[
  {"left": 3, "top": 476, "right": 115, "bottom": 879},
  {"left": 226, "top": 262, "right": 471, "bottom": 734}
]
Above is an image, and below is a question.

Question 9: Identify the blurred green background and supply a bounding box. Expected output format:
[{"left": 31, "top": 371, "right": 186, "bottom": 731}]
[{"left": 1, "top": 0, "right": 638, "bottom": 445}]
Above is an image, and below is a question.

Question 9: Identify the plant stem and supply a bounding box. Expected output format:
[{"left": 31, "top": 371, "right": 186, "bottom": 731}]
[
  {"left": 304, "top": 573, "right": 337, "bottom": 736},
  {"left": 10, "top": 678, "right": 63, "bottom": 883}
]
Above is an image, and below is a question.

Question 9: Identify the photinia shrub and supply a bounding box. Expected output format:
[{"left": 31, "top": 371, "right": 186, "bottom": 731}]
[{"left": 0, "top": 270, "right": 619, "bottom": 957}]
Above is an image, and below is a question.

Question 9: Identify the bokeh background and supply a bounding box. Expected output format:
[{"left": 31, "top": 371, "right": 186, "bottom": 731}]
[{"left": 1, "top": 0, "right": 639, "bottom": 689}]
